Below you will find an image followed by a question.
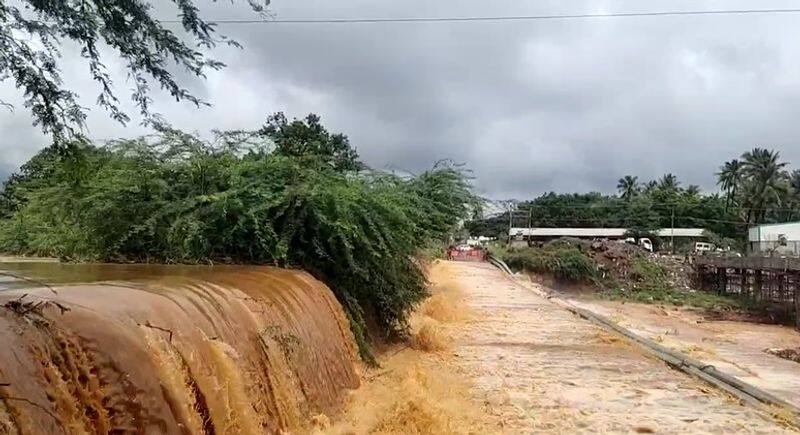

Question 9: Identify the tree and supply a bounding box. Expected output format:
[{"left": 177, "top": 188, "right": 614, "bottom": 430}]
[
  {"left": 642, "top": 180, "right": 659, "bottom": 195},
  {"left": 259, "top": 112, "right": 363, "bottom": 171},
  {"left": 616, "top": 175, "right": 639, "bottom": 201},
  {"left": 657, "top": 173, "right": 680, "bottom": 192},
  {"left": 716, "top": 159, "right": 743, "bottom": 209},
  {"left": 684, "top": 185, "right": 701, "bottom": 198},
  {"left": 0, "top": 127, "right": 476, "bottom": 361},
  {"left": 740, "top": 148, "right": 789, "bottom": 223},
  {"left": 0, "top": 1, "right": 269, "bottom": 144}
]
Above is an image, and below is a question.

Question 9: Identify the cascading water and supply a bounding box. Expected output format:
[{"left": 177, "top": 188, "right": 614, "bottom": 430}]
[{"left": 0, "top": 263, "right": 360, "bottom": 434}]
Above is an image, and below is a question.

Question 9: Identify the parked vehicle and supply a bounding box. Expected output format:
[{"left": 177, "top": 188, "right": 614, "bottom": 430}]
[
  {"left": 694, "top": 242, "right": 715, "bottom": 254},
  {"left": 625, "top": 237, "right": 653, "bottom": 252}
]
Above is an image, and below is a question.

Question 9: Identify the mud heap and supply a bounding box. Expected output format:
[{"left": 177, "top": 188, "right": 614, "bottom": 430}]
[
  {"left": 0, "top": 263, "right": 360, "bottom": 434},
  {"left": 543, "top": 238, "right": 694, "bottom": 290}
]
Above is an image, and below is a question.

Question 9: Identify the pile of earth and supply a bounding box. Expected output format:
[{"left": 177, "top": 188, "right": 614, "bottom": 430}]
[{"left": 543, "top": 238, "right": 696, "bottom": 291}]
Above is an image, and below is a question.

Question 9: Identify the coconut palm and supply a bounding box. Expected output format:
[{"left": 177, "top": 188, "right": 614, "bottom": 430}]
[
  {"left": 740, "top": 148, "right": 789, "bottom": 223},
  {"left": 658, "top": 173, "right": 680, "bottom": 192},
  {"left": 786, "top": 169, "right": 800, "bottom": 220},
  {"left": 716, "top": 159, "right": 743, "bottom": 209},
  {"left": 642, "top": 180, "right": 658, "bottom": 194},
  {"left": 617, "top": 175, "right": 640, "bottom": 201},
  {"left": 684, "top": 185, "right": 701, "bottom": 198}
]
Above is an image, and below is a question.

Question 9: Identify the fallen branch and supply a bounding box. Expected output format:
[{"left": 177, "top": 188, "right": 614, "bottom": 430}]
[
  {"left": 0, "top": 272, "right": 57, "bottom": 295},
  {"left": 140, "top": 321, "right": 173, "bottom": 342}
]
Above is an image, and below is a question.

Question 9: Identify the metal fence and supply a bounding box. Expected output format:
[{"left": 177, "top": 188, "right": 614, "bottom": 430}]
[{"left": 749, "top": 241, "right": 800, "bottom": 256}]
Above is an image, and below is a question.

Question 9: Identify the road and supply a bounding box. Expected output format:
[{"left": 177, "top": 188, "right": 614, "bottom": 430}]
[{"left": 431, "top": 261, "right": 793, "bottom": 433}]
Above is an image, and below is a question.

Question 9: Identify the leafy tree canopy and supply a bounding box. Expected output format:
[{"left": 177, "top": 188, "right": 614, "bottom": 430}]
[
  {"left": 0, "top": 0, "right": 269, "bottom": 144},
  {"left": 0, "top": 114, "right": 477, "bottom": 362},
  {"left": 260, "top": 112, "right": 363, "bottom": 171}
]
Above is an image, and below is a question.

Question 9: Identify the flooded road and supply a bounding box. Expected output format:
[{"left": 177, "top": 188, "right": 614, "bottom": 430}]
[
  {"left": 0, "top": 262, "right": 359, "bottom": 434},
  {"left": 571, "top": 297, "right": 800, "bottom": 410},
  {"left": 430, "top": 261, "right": 793, "bottom": 433},
  {"left": 2, "top": 260, "right": 794, "bottom": 434}
]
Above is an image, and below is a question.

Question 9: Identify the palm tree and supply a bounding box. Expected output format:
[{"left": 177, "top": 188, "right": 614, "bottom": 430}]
[
  {"left": 684, "top": 185, "right": 701, "bottom": 197},
  {"left": 716, "top": 159, "right": 743, "bottom": 209},
  {"left": 787, "top": 169, "right": 800, "bottom": 220},
  {"left": 740, "top": 148, "right": 789, "bottom": 223},
  {"left": 658, "top": 173, "right": 680, "bottom": 192},
  {"left": 617, "top": 175, "right": 639, "bottom": 201},
  {"left": 642, "top": 180, "right": 658, "bottom": 194}
]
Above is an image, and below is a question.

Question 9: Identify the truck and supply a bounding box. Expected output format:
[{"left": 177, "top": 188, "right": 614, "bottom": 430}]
[{"left": 625, "top": 237, "right": 653, "bottom": 252}]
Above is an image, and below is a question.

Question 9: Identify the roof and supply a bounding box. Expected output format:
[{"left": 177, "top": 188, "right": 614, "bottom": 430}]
[
  {"left": 655, "top": 228, "right": 705, "bottom": 237},
  {"left": 511, "top": 228, "right": 627, "bottom": 237},
  {"left": 510, "top": 227, "right": 706, "bottom": 238},
  {"left": 749, "top": 221, "right": 800, "bottom": 228}
]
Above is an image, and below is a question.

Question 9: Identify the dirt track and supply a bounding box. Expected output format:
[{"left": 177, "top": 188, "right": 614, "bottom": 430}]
[{"left": 432, "top": 261, "right": 793, "bottom": 433}]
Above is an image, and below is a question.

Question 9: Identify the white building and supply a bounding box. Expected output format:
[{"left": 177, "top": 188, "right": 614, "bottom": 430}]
[
  {"left": 748, "top": 222, "right": 800, "bottom": 255},
  {"left": 509, "top": 227, "right": 705, "bottom": 240}
]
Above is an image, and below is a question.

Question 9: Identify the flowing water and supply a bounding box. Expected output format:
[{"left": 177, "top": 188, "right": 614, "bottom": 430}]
[{"left": 0, "top": 262, "right": 360, "bottom": 434}]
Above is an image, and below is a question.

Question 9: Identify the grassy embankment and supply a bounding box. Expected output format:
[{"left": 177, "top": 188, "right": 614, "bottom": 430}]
[{"left": 493, "top": 241, "right": 743, "bottom": 311}]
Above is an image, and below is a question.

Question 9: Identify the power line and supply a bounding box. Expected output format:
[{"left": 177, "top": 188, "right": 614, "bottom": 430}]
[
  {"left": 506, "top": 202, "right": 800, "bottom": 212},
  {"left": 174, "top": 8, "right": 800, "bottom": 25}
]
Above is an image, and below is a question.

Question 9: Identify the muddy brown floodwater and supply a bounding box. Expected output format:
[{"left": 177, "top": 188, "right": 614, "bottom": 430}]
[
  {"left": 570, "top": 296, "right": 800, "bottom": 411},
  {"left": 3, "top": 260, "right": 796, "bottom": 434},
  {"left": 420, "top": 261, "right": 794, "bottom": 433},
  {"left": 0, "top": 262, "right": 359, "bottom": 434}
]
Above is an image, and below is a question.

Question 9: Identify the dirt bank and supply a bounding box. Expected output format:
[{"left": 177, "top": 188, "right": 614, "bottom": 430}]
[{"left": 0, "top": 263, "right": 359, "bottom": 434}]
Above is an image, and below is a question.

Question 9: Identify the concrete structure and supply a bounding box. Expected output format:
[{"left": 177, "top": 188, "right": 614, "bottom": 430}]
[
  {"left": 509, "top": 227, "right": 705, "bottom": 241},
  {"left": 748, "top": 222, "right": 800, "bottom": 256}
]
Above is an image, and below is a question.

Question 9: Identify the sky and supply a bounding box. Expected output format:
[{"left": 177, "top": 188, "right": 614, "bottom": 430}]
[{"left": 3, "top": 0, "right": 800, "bottom": 199}]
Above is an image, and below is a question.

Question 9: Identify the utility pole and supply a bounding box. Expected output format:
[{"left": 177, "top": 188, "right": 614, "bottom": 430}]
[
  {"left": 528, "top": 208, "right": 532, "bottom": 246},
  {"left": 507, "top": 202, "right": 513, "bottom": 245},
  {"left": 670, "top": 207, "right": 675, "bottom": 255}
]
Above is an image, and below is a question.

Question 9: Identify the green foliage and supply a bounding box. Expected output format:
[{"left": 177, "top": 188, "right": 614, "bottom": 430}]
[
  {"left": 603, "top": 286, "right": 742, "bottom": 311},
  {"left": 498, "top": 244, "right": 597, "bottom": 283},
  {"left": 0, "top": 122, "right": 476, "bottom": 361},
  {"left": 0, "top": 0, "right": 268, "bottom": 142},
  {"left": 467, "top": 188, "right": 740, "bottom": 241},
  {"left": 604, "top": 255, "right": 740, "bottom": 310},
  {"left": 260, "top": 113, "right": 363, "bottom": 171},
  {"left": 617, "top": 175, "right": 639, "bottom": 201}
]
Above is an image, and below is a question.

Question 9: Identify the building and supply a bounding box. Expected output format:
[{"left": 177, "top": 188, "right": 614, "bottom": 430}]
[
  {"left": 510, "top": 227, "right": 705, "bottom": 241},
  {"left": 748, "top": 222, "right": 800, "bottom": 256},
  {"left": 508, "top": 227, "right": 706, "bottom": 251}
]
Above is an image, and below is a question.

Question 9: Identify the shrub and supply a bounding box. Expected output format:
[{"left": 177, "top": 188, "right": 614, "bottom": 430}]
[
  {"left": 499, "top": 245, "right": 597, "bottom": 283},
  {"left": 0, "top": 132, "right": 477, "bottom": 362}
]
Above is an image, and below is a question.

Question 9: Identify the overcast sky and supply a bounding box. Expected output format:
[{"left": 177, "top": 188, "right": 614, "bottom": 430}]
[{"left": 3, "top": 0, "right": 800, "bottom": 199}]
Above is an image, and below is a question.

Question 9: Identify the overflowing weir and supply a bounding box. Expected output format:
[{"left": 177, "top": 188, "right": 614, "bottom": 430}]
[{"left": 0, "top": 263, "right": 360, "bottom": 434}]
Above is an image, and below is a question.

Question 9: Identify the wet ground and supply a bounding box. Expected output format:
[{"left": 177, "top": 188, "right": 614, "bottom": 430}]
[
  {"left": 570, "top": 296, "right": 800, "bottom": 410},
  {"left": 430, "top": 261, "right": 794, "bottom": 433}
]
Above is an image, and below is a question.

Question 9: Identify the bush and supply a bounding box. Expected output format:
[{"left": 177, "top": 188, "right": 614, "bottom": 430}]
[
  {"left": 0, "top": 130, "right": 477, "bottom": 362},
  {"left": 499, "top": 245, "right": 597, "bottom": 283}
]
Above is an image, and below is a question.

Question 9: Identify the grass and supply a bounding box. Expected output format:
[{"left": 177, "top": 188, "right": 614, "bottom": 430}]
[
  {"left": 601, "top": 286, "right": 743, "bottom": 311},
  {"left": 602, "top": 255, "right": 743, "bottom": 310},
  {"left": 495, "top": 242, "right": 746, "bottom": 312}
]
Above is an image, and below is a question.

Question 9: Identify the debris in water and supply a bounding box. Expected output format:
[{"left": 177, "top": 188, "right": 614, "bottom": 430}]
[{"left": 766, "top": 347, "right": 800, "bottom": 363}]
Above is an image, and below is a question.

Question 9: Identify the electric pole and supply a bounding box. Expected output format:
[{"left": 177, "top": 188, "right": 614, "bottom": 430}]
[{"left": 670, "top": 207, "right": 675, "bottom": 255}]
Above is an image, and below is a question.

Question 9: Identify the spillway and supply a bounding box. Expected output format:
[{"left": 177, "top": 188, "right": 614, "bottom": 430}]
[{"left": 0, "top": 263, "right": 360, "bottom": 434}]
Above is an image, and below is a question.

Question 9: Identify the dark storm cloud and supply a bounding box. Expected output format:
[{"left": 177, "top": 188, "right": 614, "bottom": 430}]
[{"left": 3, "top": 0, "right": 800, "bottom": 198}]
